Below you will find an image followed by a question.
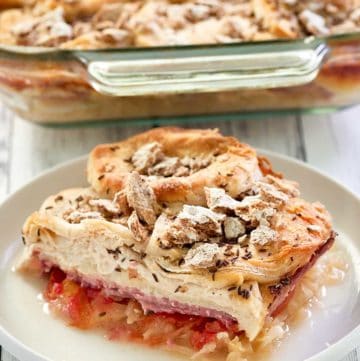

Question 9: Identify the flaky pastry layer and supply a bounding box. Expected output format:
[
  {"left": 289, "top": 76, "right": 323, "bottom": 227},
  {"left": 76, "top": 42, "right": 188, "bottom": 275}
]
[{"left": 87, "top": 127, "right": 261, "bottom": 204}]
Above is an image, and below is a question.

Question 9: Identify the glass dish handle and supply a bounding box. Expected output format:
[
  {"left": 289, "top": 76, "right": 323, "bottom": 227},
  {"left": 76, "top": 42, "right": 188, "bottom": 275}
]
[{"left": 79, "top": 39, "right": 329, "bottom": 96}]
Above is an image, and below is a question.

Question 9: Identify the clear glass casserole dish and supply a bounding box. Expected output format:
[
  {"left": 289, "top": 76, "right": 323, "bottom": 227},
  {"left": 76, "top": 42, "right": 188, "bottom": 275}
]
[{"left": 0, "top": 32, "right": 359, "bottom": 126}]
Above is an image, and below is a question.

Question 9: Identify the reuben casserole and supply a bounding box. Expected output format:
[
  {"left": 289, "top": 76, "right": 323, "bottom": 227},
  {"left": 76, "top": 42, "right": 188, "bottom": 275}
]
[
  {"left": 18, "top": 128, "right": 337, "bottom": 360},
  {"left": 0, "top": 1, "right": 359, "bottom": 124},
  {"left": 0, "top": 0, "right": 359, "bottom": 49}
]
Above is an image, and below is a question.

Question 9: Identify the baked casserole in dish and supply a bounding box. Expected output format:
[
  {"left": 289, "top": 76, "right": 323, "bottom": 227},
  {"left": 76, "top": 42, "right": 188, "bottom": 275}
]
[{"left": 0, "top": 0, "right": 359, "bottom": 125}]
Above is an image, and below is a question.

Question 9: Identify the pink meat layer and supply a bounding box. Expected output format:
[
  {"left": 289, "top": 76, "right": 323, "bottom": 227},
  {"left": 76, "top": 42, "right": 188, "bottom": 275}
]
[
  {"left": 40, "top": 235, "right": 334, "bottom": 329},
  {"left": 73, "top": 276, "right": 237, "bottom": 328}
]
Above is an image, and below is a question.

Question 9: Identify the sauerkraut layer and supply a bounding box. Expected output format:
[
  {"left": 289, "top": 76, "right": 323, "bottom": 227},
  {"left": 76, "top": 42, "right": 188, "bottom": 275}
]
[{"left": 39, "top": 245, "right": 347, "bottom": 361}]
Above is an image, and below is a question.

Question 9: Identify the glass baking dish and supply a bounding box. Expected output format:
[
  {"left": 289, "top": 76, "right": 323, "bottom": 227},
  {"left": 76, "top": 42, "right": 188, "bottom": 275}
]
[{"left": 0, "top": 32, "right": 359, "bottom": 126}]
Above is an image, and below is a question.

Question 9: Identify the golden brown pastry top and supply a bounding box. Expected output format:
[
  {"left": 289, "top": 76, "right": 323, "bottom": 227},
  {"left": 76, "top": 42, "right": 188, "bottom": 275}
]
[
  {"left": 87, "top": 127, "right": 262, "bottom": 205},
  {"left": 22, "top": 127, "right": 333, "bottom": 286},
  {"left": 23, "top": 165, "right": 333, "bottom": 286},
  {"left": 0, "top": 0, "right": 359, "bottom": 49}
]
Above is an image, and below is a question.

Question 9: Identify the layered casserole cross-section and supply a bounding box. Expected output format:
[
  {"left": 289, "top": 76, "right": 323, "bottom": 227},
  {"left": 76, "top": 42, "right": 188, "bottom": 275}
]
[{"left": 18, "top": 128, "right": 335, "bottom": 358}]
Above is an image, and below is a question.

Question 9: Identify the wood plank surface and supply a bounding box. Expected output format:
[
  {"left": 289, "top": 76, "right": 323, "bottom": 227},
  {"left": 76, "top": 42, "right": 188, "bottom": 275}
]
[
  {"left": 302, "top": 105, "right": 360, "bottom": 195},
  {"left": 0, "top": 107, "right": 12, "bottom": 201}
]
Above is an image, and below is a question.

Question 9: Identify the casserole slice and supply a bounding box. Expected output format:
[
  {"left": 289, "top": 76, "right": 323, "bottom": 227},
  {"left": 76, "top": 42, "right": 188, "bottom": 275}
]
[{"left": 18, "top": 166, "right": 334, "bottom": 353}]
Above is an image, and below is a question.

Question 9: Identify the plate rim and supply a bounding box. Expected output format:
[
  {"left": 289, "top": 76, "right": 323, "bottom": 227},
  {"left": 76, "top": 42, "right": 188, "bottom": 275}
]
[{"left": 0, "top": 151, "right": 359, "bottom": 361}]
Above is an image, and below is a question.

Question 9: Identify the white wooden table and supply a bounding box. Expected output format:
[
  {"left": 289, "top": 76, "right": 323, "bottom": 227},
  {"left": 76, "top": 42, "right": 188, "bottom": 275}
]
[{"left": 0, "top": 106, "right": 359, "bottom": 361}]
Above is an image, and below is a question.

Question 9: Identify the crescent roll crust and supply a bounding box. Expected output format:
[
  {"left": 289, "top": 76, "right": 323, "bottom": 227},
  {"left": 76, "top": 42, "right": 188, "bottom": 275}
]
[{"left": 87, "top": 127, "right": 262, "bottom": 204}]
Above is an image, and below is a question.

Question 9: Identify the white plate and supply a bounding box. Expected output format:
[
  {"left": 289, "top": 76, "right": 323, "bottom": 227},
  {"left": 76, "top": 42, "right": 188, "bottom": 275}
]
[{"left": 0, "top": 152, "right": 359, "bottom": 361}]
